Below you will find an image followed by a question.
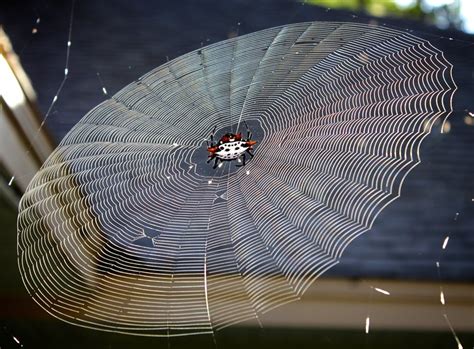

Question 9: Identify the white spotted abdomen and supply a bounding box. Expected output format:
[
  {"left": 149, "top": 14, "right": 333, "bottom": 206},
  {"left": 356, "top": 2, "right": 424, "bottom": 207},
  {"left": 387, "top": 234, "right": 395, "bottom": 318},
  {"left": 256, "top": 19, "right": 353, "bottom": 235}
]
[{"left": 215, "top": 141, "right": 248, "bottom": 160}]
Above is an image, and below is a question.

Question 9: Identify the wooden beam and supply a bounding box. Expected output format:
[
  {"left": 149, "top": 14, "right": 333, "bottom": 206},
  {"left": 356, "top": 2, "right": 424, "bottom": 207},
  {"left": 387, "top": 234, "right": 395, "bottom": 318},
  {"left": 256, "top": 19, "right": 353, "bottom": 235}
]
[{"left": 248, "top": 278, "right": 473, "bottom": 332}]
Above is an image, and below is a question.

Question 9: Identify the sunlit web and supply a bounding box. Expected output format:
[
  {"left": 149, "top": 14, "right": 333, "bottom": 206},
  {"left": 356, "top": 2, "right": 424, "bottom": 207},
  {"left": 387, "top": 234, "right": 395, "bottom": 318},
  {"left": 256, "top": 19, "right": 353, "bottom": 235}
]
[{"left": 17, "top": 21, "right": 456, "bottom": 337}]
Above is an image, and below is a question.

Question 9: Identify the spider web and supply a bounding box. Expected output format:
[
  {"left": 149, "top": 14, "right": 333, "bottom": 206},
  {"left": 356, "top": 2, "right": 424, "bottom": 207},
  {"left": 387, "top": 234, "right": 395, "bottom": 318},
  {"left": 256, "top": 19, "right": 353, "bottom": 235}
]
[{"left": 17, "top": 21, "right": 456, "bottom": 336}]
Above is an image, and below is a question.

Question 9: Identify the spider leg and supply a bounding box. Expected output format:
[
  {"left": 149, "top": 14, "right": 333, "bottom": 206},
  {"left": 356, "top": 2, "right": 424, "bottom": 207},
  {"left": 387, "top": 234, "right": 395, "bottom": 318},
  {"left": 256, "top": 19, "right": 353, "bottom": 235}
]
[
  {"left": 246, "top": 149, "right": 254, "bottom": 158},
  {"left": 210, "top": 125, "right": 217, "bottom": 144},
  {"left": 207, "top": 155, "right": 215, "bottom": 163},
  {"left": 213, "top": 157, "right": 219, "bottom": 169},
  {"left": 244, "top": 121, "right": 252, "bottom": 139},
  {"left": 236, "top": 153, "right": 246, "bottom": 167}
]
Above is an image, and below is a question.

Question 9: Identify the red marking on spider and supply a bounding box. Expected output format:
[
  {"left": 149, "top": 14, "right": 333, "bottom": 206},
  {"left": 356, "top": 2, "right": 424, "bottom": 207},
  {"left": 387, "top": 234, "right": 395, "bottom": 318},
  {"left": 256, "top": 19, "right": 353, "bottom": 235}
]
[{"left": 206, "top": 123, "right": 256, "bottom": 169}]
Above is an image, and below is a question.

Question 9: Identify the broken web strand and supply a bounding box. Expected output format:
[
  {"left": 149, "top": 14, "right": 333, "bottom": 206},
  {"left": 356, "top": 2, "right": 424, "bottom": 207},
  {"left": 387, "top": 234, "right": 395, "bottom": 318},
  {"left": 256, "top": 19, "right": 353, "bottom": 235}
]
[
  {"left": 434, "top": 212, "right": 464, "bottom": 349},
  {"left": 7, "top": 0, "right": 77, "bottom": 188},
  {"left": 443, "top": 314, "right": 464, "bottom": 349},
  {"left": 363, "top": 284, "right": 373, "bottom": 349},
  {"left": 17, "top": 11, "right": 42, "bottom": 57},
  {"left": 364, "top": 285, "right": 391, "bottom": 342},
  {"left": 364, "top": 286, "right": 390, "bottom": 333},
  {"left": 96, "top": 72, "right": 109, "bottom": 96},
  {"left": 39, "top": 0, "right": 75, "bottom": 130}
]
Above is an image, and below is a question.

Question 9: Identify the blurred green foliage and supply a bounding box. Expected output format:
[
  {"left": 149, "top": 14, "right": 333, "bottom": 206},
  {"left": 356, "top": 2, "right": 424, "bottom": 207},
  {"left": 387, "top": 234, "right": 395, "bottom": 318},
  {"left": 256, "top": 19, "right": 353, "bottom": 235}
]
[{"left": 305, "top": 0, "right": 463, "bottom": 31}]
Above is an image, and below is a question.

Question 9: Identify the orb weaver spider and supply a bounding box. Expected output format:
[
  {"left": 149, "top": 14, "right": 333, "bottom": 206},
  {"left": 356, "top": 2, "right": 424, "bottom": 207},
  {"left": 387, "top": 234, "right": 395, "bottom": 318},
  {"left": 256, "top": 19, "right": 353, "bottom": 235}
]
[{"left": 206, "top": 122, "right": 257, "bottom": 169}]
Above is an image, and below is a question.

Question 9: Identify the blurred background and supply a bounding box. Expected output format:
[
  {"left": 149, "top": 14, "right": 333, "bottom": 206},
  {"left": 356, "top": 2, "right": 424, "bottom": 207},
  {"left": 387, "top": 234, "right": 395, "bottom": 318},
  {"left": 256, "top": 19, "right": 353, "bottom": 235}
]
[{"left": 0, "top": 0, "right": 473, "bottom": 348}]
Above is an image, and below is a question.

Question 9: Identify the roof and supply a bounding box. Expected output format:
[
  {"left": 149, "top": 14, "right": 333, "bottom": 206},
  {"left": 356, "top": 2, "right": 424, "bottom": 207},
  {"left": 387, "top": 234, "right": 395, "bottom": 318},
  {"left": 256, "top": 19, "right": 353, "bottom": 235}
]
[{"left": 1, "top": 0, "right": 473, "bottom": 283}]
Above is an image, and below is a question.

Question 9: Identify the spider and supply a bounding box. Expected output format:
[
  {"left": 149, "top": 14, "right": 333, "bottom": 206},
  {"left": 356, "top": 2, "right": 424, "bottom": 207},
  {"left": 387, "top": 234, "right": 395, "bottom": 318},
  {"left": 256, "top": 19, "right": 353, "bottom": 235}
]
[{"left": 206, "top": 122, "right": 257, "bottom": 169}]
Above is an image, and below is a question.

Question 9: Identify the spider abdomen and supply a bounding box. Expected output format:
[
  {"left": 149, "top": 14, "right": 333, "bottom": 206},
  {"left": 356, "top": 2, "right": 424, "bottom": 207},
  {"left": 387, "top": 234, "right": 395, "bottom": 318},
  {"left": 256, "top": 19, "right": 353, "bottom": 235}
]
[{"left": 215, "top": 141, "right": 248, "bottom": 160}]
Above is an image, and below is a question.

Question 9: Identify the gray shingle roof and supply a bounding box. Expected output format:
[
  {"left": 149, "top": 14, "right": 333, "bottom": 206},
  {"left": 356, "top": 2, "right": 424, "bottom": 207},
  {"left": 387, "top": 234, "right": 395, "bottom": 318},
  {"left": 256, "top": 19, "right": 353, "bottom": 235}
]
[{"left": 2, "top": 0, "right": 473, "bottom": 281}]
